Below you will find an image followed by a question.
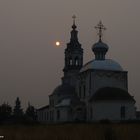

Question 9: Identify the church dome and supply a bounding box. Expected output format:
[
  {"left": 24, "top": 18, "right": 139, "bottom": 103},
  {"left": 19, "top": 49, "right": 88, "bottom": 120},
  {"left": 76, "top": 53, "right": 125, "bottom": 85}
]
[
  {"left": 92, "top": 41, "right": 109, "bottom": 53},
  {"left": 52, "top": 84, "right": 76, "bottom": 95},
  {"left": 80, "top": 59, "right": 123, "bottom": 72}
]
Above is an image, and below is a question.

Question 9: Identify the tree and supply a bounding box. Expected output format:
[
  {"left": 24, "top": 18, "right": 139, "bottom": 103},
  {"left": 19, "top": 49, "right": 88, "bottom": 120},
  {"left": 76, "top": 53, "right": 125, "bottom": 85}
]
[
  {"left": 25, "top": 103, "right": 37, "bottom": 121},
  {"left": 0, "top": 103, "right": 12, "bottom": 122},
  {"left": 13, "top": 97, "right": 23, "bottom": 119}
]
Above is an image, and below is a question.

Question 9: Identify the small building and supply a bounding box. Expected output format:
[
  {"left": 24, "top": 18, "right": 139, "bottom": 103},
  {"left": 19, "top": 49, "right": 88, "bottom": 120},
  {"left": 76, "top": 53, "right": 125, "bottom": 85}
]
[{"left": 37, "top": 18, "right": 137, "bottom": 123}]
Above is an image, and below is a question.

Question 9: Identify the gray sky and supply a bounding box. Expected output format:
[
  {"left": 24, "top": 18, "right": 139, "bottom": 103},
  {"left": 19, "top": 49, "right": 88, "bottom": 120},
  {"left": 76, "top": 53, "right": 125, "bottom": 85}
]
[{"left": 0, "top": 0, "right": 140, "bottom": 109}]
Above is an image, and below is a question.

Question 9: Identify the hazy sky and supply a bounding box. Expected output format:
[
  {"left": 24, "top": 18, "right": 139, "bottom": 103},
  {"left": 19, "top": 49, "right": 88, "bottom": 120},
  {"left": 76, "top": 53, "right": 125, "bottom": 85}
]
[{"left": 0, "top": 0, "right": 140, "bottom": 109}]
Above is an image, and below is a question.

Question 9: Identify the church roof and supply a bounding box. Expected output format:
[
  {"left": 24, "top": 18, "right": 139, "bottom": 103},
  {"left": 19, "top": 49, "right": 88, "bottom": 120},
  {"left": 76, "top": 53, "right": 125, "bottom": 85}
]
[
  {"left": 92, "top": 41, "right": 109, "bottom": 53},
  {"left": 80, "top": 59, "right": 123, "bottom": 72},
  {"left": 37, "top": 105, "right": 49, "bottom": 111},
  {"left": 52, "top": 84, "right": 76, "bottom": 96},
  {"left": 89, "top": 87, "right": 135, "bottom": 102},
  {"left": 55, "top": 99, "right": 71, "bottom": 107},
  {"left": 55, "top": 96, "right": 84, "bottom": 108}
]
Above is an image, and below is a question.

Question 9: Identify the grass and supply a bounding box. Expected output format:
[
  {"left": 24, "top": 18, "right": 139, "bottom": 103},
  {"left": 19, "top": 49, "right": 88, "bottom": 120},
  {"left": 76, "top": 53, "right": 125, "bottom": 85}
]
[{"left": 0, "top": 123, "right": 140, "bottom": 140}]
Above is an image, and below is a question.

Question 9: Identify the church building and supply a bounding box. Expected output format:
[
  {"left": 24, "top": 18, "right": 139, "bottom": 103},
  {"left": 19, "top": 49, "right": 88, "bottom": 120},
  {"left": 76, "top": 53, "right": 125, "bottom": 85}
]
[{"left": 37, "top": 17, "right": 136, "bottom": 123}]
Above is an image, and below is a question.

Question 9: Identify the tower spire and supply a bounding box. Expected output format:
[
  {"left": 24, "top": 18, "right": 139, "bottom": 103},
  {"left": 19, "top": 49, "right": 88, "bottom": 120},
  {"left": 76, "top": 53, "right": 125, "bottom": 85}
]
[
  {"left": 95, "top": 21, "right": 106, "bottom": 42},
  {"left": 70, "top": 15, "right": 78, "bottom": 41},
  {"left": 62, "top": 16, "right": 83, "bottom": 85},
  {"left": 72, "top": 15, "right": 77, "bottom": 30}
]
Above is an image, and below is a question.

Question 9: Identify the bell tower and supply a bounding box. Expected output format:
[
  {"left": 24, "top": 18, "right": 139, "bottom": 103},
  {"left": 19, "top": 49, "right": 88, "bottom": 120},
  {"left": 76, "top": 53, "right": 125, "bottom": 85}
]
[{"left": 62, "top": 15, "right": 83, "bottom": 86}]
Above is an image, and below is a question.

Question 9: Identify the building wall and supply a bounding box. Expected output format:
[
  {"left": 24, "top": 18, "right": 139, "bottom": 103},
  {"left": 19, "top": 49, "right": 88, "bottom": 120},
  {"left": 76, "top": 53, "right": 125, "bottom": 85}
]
[
  {"left": 77, "top": 70, "right": 128, "bottom": 102},
  {"left": 37, "top": 69, "right": 135, "bottom": 123},
  {"left": 55, "top": 107, "right": 70, "bottom": 122},
  {"left": 90, "top": 101, "right": 136, "bottom": 121},
  {"left": 37, "top": 106, "right": 71, "bottom": 123},
  {"left": 37, "top": 108, "right": 50, "bottom": 123},
  {"left": 91, "top": 71, "right": 128, "bottom": 96}
]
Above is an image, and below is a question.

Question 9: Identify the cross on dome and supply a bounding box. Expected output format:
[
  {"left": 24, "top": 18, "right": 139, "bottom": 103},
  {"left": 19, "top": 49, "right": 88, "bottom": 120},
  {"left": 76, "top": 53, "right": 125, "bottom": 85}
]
[
  {"left": 95, "top": 21, "right": 106, "bottom": 42},
  {"left": 72, "top": 15, "right": 76, "bottom": 25}
]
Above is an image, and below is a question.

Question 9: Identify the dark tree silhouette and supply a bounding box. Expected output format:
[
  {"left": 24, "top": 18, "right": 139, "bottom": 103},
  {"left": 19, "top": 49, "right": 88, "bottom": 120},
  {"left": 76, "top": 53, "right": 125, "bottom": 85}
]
[
  {"left": 13, "top": 97, "right": 23, "bottom": 119},
  {"left": 25, "top": 103, "right": 37, "bottom": 121},
  {"left": 0, "top": 103, "right": 12, "bottom": 122}
]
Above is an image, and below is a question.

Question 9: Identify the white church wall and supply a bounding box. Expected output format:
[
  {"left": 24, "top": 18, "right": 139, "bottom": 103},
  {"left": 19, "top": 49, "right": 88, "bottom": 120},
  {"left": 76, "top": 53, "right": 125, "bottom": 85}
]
[
  {"left": 78, "top": 70, "right": 128, "bottom": 101},
  {"left": 91, "top": 71, "right": 128, "bottom": 95},
  {"left": 55, "top": 107, "right": 69, "bottom": 122},
  {"left": 90, "top": 101, "right": 136, "bottom": 121},
  {"left": 77, "top": 71, "right": 90, "bottom": 101},
  {"left": 49, "top": 94, "right": 70, "bottom": 108},
  {"left": 49, "top": 94, "right": 62, "bottom": 107},
  {"left": 37, "top": 108, "right": 50, "bottom": 123}
]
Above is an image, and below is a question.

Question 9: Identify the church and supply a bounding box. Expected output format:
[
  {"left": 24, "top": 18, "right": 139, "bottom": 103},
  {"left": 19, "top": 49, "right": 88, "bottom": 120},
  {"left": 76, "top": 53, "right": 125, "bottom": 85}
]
[{"left": 37, "top": 17, "right": 136, "bottom": 123}]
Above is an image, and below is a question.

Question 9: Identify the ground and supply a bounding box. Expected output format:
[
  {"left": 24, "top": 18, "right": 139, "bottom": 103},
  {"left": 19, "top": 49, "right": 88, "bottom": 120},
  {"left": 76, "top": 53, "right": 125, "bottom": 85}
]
[{"left": 0, "top": 123, "right": 140, "bottom": 140}]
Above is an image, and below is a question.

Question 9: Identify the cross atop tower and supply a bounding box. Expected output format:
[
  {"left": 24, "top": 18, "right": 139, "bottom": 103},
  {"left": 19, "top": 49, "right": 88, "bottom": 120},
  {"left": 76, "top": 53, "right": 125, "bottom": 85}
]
[
  {"left": 72, "top": 15, "right": 76, "bottom": 25},
  {"left": 95, "top": 21, "right": 106, "bottom": 42},
  {"left": 72, "top": 15, "right": 77, "bottom": 30}
]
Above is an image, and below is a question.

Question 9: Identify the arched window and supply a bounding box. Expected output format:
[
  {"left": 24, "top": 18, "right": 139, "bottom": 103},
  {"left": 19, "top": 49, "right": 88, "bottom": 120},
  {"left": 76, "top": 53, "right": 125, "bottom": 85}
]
[
  {"left": 69, "top": 58, "right": 72, "bottom": 65},
  {"left": 80, "top": 58, "right": 83, "bottom": 66},
  {"left": 83, "top": 85, "right": 86, "bottom": 98},
  {"left": 57, "top": 110, "right": 60, "bottom": 120},
  {"left": 120, "top": 106, "right": 125, "bottom": 119},
  {"left": 47, "top": 112, "right": 49, "bottom": 120},
  {"left": 75, "top": 57, "right": 79, "bottom": 66},
  {"left": 79, "top": 86, "right": 81, "bottom": 98},
  {"left": 90, "top": 107, "right": 93, "bottom": 119}
]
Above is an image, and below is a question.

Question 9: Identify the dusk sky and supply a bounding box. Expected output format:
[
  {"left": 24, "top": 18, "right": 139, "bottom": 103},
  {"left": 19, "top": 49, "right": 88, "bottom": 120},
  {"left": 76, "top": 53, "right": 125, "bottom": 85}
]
[{"left": 0, "top": 0, "right": 140, "bottom": 109}]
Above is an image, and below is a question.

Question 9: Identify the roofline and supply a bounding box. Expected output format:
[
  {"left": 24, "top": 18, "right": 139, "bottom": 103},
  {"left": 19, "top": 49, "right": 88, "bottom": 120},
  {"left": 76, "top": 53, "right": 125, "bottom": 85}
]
[
  {"left": 79, "top": 69, "right": 128, "bottom": 74},
  {"left": 37, "top": 105, "right": 49, "bottom": 111},
  {"left": 89, "top": 99, "right": 136, "bottom": 103},
  {"left": 88, "top": 87, "right": 135, "bottom": 103}
]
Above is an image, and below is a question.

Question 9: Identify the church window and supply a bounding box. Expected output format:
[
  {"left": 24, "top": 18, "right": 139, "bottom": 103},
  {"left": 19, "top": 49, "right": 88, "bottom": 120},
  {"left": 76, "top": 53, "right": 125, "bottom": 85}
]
[
  {"left": 50, "top": 111, "right": 54, "bottom": 121},
  {"left": 41, "top": 112, "right": 43, "bottom": 120},
  {"left": 44, "top": 112, "right": 46, "bottom": 121},
  {"left": 83, "top": 85, "right": 86, "bottom": 98},
  {"left": 47, "top": 112, "right": 49, "bottom": 120},
  {"left": 75, "top": 57, "right": 79, "bottom": 66},
  {"left": 52, "top": 111, "right": 54, "bottom": 121},
  {"left": 79, "top": 86, "right": 81, "bottom": 98},
  {"left": 57, "top": 110, "right": 60, "bottom": 120},
  {"left": 121, "top": 106, "right": 125, "bottom": 119},
  {"left": 81, "top": 58, "right": 83, "bottom": 64},
  {"left": 52, "top": 100, "right": 54, "bottom": 106},
  {"left": 42, "top": 112, "right": 44, "bottom": 120},
  {"left": 90, "top": 107, "right": 93, "bottom": 119},
  {"left": 70, "top": 59, "right": 72, "bottom": 65},
  {"left": 50, "top": 99, "right": 54, "bottom": 107},
  {"left": 75, "top": 59, "right": 78, "bottom": 65},
  {"left": 50, "top": 111, "right": 52, "bottom": 121}
]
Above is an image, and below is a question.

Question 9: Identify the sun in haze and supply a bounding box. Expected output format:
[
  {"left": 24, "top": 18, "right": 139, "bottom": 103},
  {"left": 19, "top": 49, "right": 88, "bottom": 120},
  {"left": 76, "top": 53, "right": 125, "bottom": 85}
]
[{"left": 55, "top": 41, "right": 60, "bottom": 47}]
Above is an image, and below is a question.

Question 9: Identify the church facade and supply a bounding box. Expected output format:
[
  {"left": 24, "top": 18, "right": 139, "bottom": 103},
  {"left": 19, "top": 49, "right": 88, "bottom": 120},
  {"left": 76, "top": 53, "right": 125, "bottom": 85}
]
[{"left": 37, "top": 19, "right": 136, "bottom": 123}]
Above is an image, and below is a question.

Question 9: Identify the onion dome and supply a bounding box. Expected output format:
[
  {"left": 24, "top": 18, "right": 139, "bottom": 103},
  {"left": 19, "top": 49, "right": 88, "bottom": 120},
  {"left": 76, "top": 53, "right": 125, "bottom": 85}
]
[
  {"left": 92, "top": 21, "right": 109, "bottom": 60},
  {"left": 92, "top": 41, "right": 109, "bottom": 60},
  {"left": 80, "top": 21, "right": 123, "bottom": 72}
]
